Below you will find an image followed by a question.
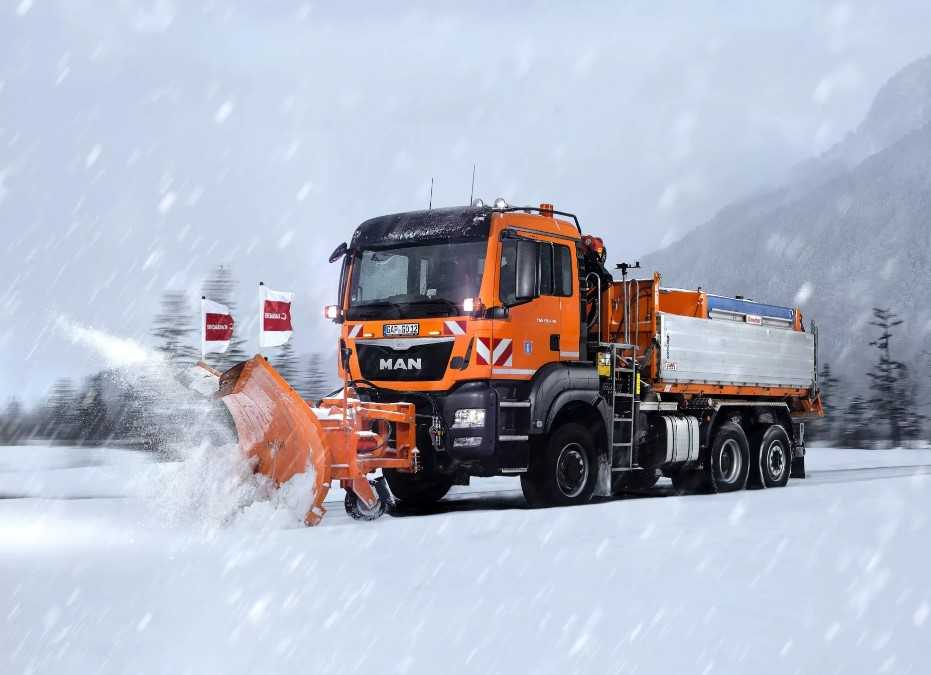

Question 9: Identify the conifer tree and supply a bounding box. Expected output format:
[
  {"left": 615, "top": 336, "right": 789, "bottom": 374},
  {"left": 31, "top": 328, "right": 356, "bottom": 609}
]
[
  {"left": 272, "top": 340, "right": 300, "bottom": 383},
  {"left": 866, "top": 308, "right": 909, "bottom": 446},
  {"left": 812, "top": 362, "right": 842, "bottom": 442},
  {"left": 151, "top": 290, "right": 199, "bottom": 368},
  {"left": 299, "top": 352, "right": 331, "bottom": 403}
]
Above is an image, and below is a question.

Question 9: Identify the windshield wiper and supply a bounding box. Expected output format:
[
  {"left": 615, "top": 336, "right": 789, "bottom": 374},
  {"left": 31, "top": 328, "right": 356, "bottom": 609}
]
[
  {"left": 404, "top": 298, "right": 463, "bottom": 316},
  {"left": 349, "top": 300, "right": 404, "bottom": 318}
]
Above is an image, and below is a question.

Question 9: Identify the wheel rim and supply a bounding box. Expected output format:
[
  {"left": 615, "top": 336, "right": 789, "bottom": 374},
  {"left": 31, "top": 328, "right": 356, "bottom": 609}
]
[
  {"left": 555, "top": 442, "right": 589, "bottom": 498},
  {"left": 765, "top": 440, "right": 786, "bottom": 481},
  {"left": 350, "top": 492, "right": 383, "bottom": 518},
  {"left": 719, "top": 439, "right": 742, "bottom": 483}
]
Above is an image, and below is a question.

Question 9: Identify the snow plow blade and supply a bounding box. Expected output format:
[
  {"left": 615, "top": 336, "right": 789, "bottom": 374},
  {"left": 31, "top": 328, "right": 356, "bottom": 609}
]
[{"left": 207, "top": 355, "right": 418, "bottom": 525}]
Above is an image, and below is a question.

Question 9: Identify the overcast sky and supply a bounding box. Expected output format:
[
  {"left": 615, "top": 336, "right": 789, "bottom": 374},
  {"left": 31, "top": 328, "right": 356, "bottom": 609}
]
[{"left": 2, "top": 0, "right": 931, "bottom": 401}]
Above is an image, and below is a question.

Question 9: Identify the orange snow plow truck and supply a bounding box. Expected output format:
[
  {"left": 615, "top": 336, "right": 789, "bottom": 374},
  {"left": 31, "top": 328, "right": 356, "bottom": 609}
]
[{"left": 208, "top": 200, "right": 822, "bottom": 525}]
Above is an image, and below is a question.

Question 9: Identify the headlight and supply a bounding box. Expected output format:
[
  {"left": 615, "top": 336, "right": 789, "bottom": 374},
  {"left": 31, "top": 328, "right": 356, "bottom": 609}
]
[{"left": 452, "top": 408, "right": 486, "bottom": 428}]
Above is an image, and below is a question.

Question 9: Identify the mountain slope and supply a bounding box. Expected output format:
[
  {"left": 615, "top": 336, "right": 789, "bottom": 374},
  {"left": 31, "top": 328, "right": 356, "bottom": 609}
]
[{"left": 641, "top": 58, "right": 931, "bottom": 380}]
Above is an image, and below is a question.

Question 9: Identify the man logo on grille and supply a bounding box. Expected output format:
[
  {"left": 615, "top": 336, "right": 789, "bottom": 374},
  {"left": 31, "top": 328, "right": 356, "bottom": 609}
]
[{"left": 379, "top": 358, "right": 422, "bottom": 371}]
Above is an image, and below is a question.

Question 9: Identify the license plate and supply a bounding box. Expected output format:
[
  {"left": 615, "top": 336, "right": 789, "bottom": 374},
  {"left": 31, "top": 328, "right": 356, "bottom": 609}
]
[{"left": 383, "top": 323, "right": 419, "bottom": 337}]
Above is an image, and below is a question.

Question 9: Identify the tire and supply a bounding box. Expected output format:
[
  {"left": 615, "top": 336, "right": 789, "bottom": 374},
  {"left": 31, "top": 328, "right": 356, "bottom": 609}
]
[
  {"left": 708, "top": 421, "right": 750, "bottom": 493},
  {"left": 613, "top": 469, "right": 660, "bottom": 495},
  {"left": 383, "top": 469, "right": 453, "bottom": 506},
  {"left": 344, "top": 484, "right": 386, "bottom": 521},
  {"left": 750, "top": 424, "right": 791, "bottom": 488},
  {"left": 521, "top": 423, "right": 598, "bottom": 507}
]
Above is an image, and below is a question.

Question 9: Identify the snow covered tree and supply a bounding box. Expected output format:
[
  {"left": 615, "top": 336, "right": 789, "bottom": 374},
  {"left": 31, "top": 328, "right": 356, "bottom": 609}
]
[
  {"left": 896, "top": 364, "right": 925, "bottom": 443},
  {"left": 299, "top": 352, "right": 330, "bottom": 403},
  {"left": 811, "top": 362, "right": 842, "bottom": 442},
  {"left": 201, "top": 265, "right": 248, "bottom": 372},
  {"left": 45, "top": 378, "right": 80, "bottom": 440},
  {"left": 840, "top": 395, "right": 871, "bottom": 448},
  {"left": 271, "top": 340, "right": 300, "bottom": 383},
  {"left": 866, "top": 308, "right": 910, "bottom": 446},
  {"left": 76, "top": 373, "right": 112, "bottom": 443},
  {"left": 0, "top": 397, "right": 25, "bottom": 444},
  {"left": 151, "top": 290, "right": 199, "bottom": 368}
]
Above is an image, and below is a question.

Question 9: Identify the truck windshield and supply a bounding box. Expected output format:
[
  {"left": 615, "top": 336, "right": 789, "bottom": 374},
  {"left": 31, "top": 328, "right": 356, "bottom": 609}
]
[{"left": 347, "top": 240, "right": 486, "bottom": 319}]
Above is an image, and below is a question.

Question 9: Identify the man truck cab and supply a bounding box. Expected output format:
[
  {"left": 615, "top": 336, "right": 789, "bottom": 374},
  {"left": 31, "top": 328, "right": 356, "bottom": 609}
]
[{"left": 327, "top": 201, "right": 820, "bottom": 508}]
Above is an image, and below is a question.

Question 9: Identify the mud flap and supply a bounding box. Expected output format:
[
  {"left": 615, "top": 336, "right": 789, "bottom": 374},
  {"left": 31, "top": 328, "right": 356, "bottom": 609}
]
[
  {"left": 790, "top": 455, "right": 806, "bottom": 479},
  {"left": 594, "top": 452, "right": 613, "bottom": 497}
]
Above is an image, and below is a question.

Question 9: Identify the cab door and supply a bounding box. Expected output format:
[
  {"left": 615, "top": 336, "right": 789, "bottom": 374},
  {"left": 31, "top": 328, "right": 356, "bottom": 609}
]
[
  {"left": 491, "top": 232, "right": 564, "bottom": 379},
  {"left": 553, "top": 241, "right": 579, "bottom": 360}
]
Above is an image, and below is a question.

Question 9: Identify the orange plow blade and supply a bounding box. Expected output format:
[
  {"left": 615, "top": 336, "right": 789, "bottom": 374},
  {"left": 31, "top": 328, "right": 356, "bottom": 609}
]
[{"left": 212, "top": 355, "right": 418, "bottom": 525}]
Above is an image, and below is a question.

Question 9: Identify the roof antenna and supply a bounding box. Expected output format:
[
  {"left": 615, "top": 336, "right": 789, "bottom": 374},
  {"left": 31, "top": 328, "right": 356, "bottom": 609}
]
[
  {"left": 469, "top": 163, "right": 476, "bottom": 204},
  {"left": 428, "top": 177, "right": 434, "bottom": 210}
]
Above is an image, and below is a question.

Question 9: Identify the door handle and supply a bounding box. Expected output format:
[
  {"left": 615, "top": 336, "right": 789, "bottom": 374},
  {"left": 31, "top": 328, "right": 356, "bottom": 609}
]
[{"left": 550, "top": 334, "right": 560, "bottom": 351}]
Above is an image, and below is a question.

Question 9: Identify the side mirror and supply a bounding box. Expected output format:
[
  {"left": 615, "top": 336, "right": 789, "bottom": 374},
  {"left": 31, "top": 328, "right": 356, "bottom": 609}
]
[
  {"left": 328, "top": 242, "right": 348, "bottom": 263},
  {"left": 515, "top": 239, "right": 539, "bottom": 302}
]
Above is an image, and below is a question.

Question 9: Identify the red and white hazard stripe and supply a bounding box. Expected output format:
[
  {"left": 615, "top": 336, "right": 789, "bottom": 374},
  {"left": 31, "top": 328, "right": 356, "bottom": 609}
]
[
  {"left": 476, "top": 337, "right": 512, "bottom": 367},
  {"left": 492, "top": 338, "right": 513, "bottom": 367},
  {"left": 442, "top": 319, "right": 467, "bottom": 336},
  {"left": 347, "top": 323, "right": 362, "bottom": 338}
]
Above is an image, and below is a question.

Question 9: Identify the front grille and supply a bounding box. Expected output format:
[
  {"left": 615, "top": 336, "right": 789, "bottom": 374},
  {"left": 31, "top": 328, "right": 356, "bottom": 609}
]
[{"left": 356, "top": 340, "right": 454, "bottom": 381}]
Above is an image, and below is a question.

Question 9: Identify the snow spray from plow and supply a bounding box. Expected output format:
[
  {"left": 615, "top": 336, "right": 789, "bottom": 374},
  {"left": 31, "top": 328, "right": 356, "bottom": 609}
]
[
  {"left": 206, "top": 355, "right": 420, "bottom": 525},
  {"left": 56, "top": 316, "right": 420, "bottom": 527},
  {"left": 53, "top": 317, "right": 316, "bottom": 528}
]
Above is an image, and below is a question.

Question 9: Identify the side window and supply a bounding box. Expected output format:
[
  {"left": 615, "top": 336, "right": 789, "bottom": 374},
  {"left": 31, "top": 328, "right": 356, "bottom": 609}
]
[
  {"left": 539, "top": 243, "right": 553, "bottom": 296},
  {"left": 555, "top": 244, "right": 573, "bottom": 296},
  {"left": 499, "top": 240, "right": 517, "bottom": 305}
]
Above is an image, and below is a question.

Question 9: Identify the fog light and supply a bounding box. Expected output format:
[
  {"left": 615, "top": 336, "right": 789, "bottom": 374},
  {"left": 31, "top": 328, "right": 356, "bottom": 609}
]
[
  {"left": 324, "top": 304, "right": 340, "bottom": 320},
  {"left": 452, "top": 408, "right": 486, "bottom": 428},
  {"left": 453, "top": 436, "right": 482, "bottom": 448},
  {"left": 463, "top": 297, "right": 475, "bottom": 313}
]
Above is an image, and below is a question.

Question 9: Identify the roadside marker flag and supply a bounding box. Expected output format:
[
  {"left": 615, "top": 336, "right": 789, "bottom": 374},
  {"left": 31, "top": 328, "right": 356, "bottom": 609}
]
[
  {"left": 201, "top": 297, "right": 234, "bottom": 358},
  {"left": 259, "top": 282, "right": 294, "bottom": 348}
]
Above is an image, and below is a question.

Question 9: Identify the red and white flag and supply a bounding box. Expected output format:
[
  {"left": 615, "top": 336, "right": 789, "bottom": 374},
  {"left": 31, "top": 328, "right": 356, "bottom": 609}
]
[
  {"left": 259, "top": 284, "right": 294, "bottom": 348},
  {"left": 201, "top": 297, "right": 234, "bottom": 356}
]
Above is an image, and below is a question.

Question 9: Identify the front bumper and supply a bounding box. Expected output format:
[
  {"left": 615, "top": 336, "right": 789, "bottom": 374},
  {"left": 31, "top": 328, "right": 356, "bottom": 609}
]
[
  {"left": 357, "top": 381, "right": 499, "bottom": 463},
  {"left": 438, "top": 382, "right": 498, "bottom": 460}
]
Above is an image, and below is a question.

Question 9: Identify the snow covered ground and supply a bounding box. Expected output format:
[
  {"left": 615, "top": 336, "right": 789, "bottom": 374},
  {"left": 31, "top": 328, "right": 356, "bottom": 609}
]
[{"left": 3, "top": 445, "right": 931, "bottom": 674}]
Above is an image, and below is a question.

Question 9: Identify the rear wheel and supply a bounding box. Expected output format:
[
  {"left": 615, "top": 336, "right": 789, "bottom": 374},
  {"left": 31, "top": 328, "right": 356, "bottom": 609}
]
[
  {"left": 708, "top": 422, "right": 750, "bottom": 493},
  {"left": 751, "top": 424, "right": 791, "bottom": 488},
  {"left": 383, "top": 469, "right": 453, "bottom": 506},
  {"left": 521, "top": 423, "right": 598, "bottom": 507}
]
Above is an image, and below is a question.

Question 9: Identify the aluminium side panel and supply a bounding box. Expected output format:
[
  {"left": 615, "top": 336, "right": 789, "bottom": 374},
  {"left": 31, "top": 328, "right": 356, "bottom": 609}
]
[{"left": 657, "top": 313, "right": 815, "bottom": 388}]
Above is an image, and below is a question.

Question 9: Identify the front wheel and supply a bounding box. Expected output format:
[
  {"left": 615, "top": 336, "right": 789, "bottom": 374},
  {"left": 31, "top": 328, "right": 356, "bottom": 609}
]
[{"left": 521, "top": 423, "right": 598, "bottom": 507}]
